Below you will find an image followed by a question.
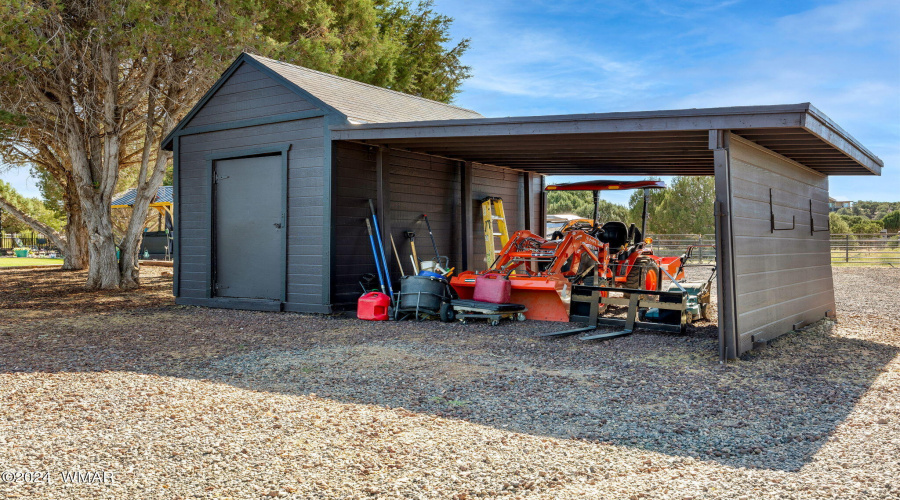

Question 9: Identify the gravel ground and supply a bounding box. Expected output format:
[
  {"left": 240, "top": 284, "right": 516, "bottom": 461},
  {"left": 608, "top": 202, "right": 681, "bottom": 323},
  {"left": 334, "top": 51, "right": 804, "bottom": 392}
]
[{"left": 0, "top": 266, "right": 898, "bottom": 499}]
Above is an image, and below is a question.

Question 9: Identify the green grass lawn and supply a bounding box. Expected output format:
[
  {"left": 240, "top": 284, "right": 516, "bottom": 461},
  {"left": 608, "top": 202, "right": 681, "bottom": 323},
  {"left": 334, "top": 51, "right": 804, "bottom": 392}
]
[{"left": 0, "top": 257, "right": 64, "bottom": 268}]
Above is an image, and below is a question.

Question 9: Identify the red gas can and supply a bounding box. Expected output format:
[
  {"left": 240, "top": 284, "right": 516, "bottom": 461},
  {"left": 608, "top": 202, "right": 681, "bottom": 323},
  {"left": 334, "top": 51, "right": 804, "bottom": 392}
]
[
  {"left": 357, "top": 292, "right": 390, "bottom": 321},
  {"left": 473, "top": 273, "right": 511, "bottom": 304}
]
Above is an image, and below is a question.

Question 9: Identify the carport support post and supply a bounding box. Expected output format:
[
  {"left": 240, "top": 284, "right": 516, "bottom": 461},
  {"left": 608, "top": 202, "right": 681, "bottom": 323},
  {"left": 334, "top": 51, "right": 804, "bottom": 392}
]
[
  {"left": 641, "top": 189, "right": 649, "bottom": 237},
  {"left": 526, "top": 172, "right": 538, "bottom": 232},
  {"left": 461, "top": 161, "right": 474, "bottom": 271},
  {"left": 710, "top": 130, "right": 739, "bottom": 361},
  {"left": 376, "top": 147, "right": 393, "bottom": 278},
  {"left": 540, "top": 175, "right": 547, "bottom": 235}
]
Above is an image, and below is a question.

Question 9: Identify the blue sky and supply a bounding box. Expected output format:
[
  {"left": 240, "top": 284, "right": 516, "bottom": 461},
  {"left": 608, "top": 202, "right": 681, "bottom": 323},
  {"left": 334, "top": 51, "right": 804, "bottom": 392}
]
[
  {"left": 2, "top": 0, "right": 897, "bottom": 207},
  {"left": 434, "top": 0, "right": 900, "bottom": 205}
]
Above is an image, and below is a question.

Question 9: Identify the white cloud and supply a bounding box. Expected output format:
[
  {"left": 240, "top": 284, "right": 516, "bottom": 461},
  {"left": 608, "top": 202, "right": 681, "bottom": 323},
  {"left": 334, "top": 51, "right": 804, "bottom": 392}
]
[
  {"left": 458, "top": 30, "right": 657, "bottom": 112},
  {"left": 640, "top": 0, "right": 744, "bottom": 19},
  {"left": 775, "top": 0, "right": 900, "bottom": 43},
  {"left": 440, "top": 0, "right": 899, "bottom": 198}
]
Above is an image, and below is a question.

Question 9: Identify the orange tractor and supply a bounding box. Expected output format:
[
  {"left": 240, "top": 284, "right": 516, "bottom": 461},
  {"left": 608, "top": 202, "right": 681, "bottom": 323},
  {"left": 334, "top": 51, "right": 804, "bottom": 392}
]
[{"left": 450, "top": 180, "right": 686, "bottom": 321}]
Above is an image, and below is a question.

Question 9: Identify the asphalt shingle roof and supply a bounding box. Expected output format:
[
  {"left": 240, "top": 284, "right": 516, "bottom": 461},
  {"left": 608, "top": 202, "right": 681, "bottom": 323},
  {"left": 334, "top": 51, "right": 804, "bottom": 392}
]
[{"left": 246, "top": 54, "right": 483, "bottom": 123}]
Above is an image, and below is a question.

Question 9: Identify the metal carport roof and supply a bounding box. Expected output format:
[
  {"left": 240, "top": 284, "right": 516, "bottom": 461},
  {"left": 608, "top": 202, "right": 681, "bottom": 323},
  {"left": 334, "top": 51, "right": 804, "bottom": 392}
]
[
  {"left": 330, "top": 103, "right": 882, "bottom": 176},
  {"left": 111, "top": 185, "right": 174, "bottom": 207}
]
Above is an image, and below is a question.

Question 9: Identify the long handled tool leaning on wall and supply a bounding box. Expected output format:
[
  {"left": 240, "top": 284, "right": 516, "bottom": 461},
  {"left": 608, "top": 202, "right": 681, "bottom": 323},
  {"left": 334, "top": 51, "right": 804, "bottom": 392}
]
[
  {"left": 421, "top": 213, "right": 449, "bottom": 272},
  {"left": 368, "top": 199, "right": 393, "bottom": 300},
  {"left": 405, "top": 231, "right": 420, "bottom": 274},
  {"left": 390, "top": 234, "right": 405, "bottom": 277},
  {"left": 364, "top": 218, "right": 387, "bottom": 296}
]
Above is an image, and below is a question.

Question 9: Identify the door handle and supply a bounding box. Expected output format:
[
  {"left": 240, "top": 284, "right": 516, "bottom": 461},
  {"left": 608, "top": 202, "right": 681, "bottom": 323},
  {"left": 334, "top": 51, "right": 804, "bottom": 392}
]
[{"left": 273, "top": 223, "right": 282, "bottom": 229}]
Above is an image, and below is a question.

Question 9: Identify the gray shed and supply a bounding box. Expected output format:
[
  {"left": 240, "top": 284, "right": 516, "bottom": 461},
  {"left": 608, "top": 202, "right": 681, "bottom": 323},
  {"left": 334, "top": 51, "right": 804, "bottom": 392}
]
[{"left": 162, "top": 53, "right": 883, "bottom": 361}]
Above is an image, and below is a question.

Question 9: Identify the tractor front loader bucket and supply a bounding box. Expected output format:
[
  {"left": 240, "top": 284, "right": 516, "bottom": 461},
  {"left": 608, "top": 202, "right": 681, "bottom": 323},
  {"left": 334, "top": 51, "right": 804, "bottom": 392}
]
[{"left": 450, "top": 272, "right": 572, "bottom": 322}]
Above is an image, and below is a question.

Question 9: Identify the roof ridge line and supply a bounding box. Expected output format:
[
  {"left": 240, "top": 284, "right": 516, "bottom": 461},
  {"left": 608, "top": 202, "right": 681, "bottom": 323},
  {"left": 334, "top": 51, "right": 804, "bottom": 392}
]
[{"left": 244, "top": 53, "right": 481, "bottom": 116}]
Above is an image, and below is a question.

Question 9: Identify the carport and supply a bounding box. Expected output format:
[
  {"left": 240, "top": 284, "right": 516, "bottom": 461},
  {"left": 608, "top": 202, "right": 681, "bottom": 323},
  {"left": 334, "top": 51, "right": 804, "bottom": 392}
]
[
  {"left": 163, "top": 54, "right": 883, "bottom": 362},
  {"left": 330, "top": 104, "right": 882, "bottom": 360}
]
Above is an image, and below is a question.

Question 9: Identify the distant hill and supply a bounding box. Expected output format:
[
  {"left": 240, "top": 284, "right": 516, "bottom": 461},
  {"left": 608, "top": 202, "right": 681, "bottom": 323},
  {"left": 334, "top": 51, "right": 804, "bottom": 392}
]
[{"left": 838, "top": 201, "right": 900, "bottom": 220}]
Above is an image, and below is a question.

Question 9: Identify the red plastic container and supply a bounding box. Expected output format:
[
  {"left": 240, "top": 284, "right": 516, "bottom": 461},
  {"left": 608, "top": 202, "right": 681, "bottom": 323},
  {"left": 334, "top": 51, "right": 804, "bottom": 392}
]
[
  {"left": 473, "top": 273, "right": 511, "bottom": 304},
  {"left": 357, "top": 292, "right": 390, "bottom": 321}
]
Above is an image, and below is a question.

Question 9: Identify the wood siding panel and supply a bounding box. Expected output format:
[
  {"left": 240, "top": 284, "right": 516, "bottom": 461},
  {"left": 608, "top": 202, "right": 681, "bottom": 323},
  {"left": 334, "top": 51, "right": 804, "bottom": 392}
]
[
  {"left": 176, "top": 117, "right": 326, "bottom": 308},
  {"left": 332, "top": 142, "right": 379, "bottom": 305},
  {"left": 471, "top": 164, "right": 522, "bottom": 270},
  {"left": 728, "top": 136, "right": 835, "bottom": 353},
  {"left": 331, "top": 144, "right": 463, "bottom": 305},
  {"left": 330, "top": 144, "right": 530, "bottom": 305},
  {"left": 386, "top": 150, "right": 461, "bottom": 285},
  {"left": 186, "top": 63, "right": 319, "bottom": 129}
]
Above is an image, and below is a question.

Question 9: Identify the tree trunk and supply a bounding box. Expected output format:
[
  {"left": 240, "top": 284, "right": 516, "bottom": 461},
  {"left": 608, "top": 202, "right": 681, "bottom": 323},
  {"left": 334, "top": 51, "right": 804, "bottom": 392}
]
[
  {"left": 118, "top": 151, "right": 172, "bottom": 289},
  {"left": 62, "top": 193, "right": 89, "bottom": 270},
  {"left": 82, "top": 200, "right": 120, "bottom": 289},
  {"left": 117, "top": 217, "right": 144, "bottom": 289},
  {"left": 67, "top": 135, "right": 121, "bottom": 289}
]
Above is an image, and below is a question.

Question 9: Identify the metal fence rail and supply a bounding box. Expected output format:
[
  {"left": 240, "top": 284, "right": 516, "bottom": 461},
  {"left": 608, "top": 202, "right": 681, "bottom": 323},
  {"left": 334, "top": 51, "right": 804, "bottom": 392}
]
[
  {"left": 830, "top": 233, "right": 900, "bottom": 266},
  {"left": 0, "top": 233, "right": 56, "bottom": 252},
  {"left": 647, "top": 233, "right": 900, "bottom": 266},
  {"left": 647, "top": 234, "right": 717, "bottom": 264}
]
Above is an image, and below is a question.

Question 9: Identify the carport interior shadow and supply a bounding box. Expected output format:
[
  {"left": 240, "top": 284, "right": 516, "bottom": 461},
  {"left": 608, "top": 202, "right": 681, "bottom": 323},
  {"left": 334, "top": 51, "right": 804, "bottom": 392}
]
[{"left": 3, "top": 300, "right": 896, "bottom": 473}]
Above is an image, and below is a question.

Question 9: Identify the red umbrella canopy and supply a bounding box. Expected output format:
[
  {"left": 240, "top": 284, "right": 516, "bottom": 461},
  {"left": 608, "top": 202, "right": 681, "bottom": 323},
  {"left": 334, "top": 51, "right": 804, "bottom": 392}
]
[{"left": 545, "top": 179, "right": 666, "bottom": 191}]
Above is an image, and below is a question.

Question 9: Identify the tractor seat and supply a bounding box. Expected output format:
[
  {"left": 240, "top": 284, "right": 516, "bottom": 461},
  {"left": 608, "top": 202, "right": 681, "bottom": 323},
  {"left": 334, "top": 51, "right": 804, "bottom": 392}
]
[{"left": 597, "top": 221, "right": 629, "bottom": 252}]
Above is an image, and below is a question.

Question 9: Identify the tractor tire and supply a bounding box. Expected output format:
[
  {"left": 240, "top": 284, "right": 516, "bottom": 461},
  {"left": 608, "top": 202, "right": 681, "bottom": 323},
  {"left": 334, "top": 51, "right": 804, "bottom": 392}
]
[
  {"left": 623, "top": 257, "right": 659, "bottom": 298},
  {"left": 581, "top": 275, "right": 609, "bottom": 315}
]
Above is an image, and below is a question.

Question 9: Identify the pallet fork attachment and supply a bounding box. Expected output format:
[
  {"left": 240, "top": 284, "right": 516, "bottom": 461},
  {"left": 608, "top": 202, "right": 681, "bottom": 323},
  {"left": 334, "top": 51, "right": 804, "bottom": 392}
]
[{"left": 542, "top": 266, "right": 690, "bottom": 340}]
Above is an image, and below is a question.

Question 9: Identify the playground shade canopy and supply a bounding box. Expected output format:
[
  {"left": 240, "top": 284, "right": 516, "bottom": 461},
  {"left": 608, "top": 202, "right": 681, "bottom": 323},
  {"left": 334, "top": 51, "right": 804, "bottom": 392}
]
[
  {"left": 111, "top": 186, "right": 173, "bottom": 208},
  {"left": 545, "top": 180, "right": 667, "bottom": 191}
]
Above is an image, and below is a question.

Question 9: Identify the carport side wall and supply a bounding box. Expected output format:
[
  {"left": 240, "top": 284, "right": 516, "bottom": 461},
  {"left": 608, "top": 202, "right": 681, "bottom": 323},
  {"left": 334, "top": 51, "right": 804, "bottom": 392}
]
[
  {"left": 175, "top": 116, "right": 328, "bottom": 312},
  {"left": 727, "top": 134, "right": 836, "bottom": 355},
  {"left": 331, "top": 142, "right": 532, "bottom": 306}
]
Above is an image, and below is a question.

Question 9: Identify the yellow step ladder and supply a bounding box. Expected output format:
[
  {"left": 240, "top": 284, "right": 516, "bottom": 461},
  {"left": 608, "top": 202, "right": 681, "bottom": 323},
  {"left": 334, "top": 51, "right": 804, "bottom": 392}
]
[{"left": 482, "top": 197, "right": 509, "bottom": 265}]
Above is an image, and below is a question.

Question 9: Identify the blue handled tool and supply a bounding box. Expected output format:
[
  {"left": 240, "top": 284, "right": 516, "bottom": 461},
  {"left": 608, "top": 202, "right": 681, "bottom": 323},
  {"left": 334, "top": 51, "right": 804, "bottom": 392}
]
[
  {"left": 368, "top": 199, "right": 393, "bottom": 299},
  {"left": 365, "top": 218, "right": 387, "bottom": 296}
]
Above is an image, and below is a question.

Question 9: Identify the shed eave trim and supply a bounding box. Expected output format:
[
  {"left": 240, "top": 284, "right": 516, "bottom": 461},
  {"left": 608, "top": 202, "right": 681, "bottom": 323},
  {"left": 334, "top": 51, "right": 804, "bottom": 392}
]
[
  {"left": 330, "top": 103, "right": 813, "bottom": 133},
  {"left": 329, "top": 110, "right": 809, "bottom": 142},
  {"left": 801, "top": 108, "right": 883, "bottom": 175},
  {"left": 168, "top": 109, "right": 326, "bottom": 140}
]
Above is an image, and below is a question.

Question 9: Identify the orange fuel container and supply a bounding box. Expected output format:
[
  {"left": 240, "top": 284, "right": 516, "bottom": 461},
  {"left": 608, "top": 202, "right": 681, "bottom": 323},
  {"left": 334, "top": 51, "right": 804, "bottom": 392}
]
[{"left": 357, "top": 292, "right": 390, "bottom": 321}]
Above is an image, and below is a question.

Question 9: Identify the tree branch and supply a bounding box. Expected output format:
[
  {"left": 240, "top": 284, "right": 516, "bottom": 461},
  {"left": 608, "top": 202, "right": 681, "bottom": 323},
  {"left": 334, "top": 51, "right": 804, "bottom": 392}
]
[{"left": 0, "top": 194, "right": 67, "bottom": 251}]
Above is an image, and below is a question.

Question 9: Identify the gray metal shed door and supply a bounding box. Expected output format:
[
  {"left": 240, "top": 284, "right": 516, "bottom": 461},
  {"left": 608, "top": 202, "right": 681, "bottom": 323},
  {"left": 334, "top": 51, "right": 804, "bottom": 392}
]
[{"left": 214, "top": 155, "right": 283, "bottom": 300}]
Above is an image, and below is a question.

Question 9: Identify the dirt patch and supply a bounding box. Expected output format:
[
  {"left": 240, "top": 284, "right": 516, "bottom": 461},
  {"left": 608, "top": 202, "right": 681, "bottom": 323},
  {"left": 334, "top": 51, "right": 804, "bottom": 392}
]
[{"left": 0, "top": 266, "right": 173, "bottom": 319}]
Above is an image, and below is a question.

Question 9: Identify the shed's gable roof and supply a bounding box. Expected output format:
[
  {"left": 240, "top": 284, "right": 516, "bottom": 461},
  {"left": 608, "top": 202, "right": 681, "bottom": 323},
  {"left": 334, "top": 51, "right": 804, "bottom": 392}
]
[
  {"left": 162, "top": 53, "right": 482, "bottom": 149},
  {"left": 245, "top": 54, "right": 482, "bottom": 123}
]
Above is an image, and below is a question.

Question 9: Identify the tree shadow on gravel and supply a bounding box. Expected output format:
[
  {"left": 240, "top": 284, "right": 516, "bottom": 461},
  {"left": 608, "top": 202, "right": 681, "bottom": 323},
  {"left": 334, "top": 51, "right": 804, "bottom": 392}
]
[{"left": 2, "top": 268, "right": 897, "bottom": 473}]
